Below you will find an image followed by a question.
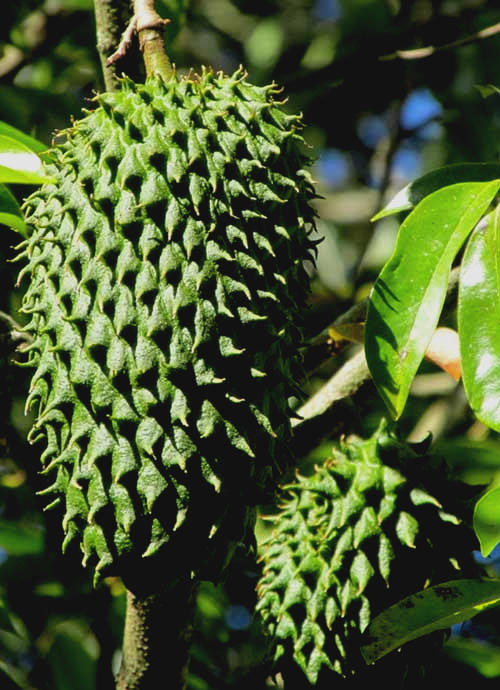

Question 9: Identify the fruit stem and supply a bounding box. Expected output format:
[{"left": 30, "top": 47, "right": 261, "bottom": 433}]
[
  {"left": 116, "top": 578, "right": 198, "bottom": 690},
  {"left": 134, "top": 0, "right": 173, "bottom": 81}
]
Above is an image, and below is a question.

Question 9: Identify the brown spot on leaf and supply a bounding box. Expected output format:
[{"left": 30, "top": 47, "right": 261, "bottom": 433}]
[{"left": 434, "top": 586, "right": 459, "bottom": 601}]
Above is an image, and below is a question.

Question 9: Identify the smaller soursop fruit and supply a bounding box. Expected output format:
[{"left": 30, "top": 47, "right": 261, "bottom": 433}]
[{"left": 256, "top": 421, "right": 477, "bottom": 686}]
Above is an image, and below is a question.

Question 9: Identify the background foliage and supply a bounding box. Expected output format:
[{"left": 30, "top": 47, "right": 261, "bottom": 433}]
[{"left": 1, "top": 1, "right": 500, "bottom": 688}]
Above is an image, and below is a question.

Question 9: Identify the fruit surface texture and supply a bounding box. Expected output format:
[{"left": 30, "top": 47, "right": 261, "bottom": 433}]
[
  {"left": 18, "top": 69, "right": 316, "bottom": 583},
  {"left": 256, "top": 422, "right": 475, "bottom": 684}
]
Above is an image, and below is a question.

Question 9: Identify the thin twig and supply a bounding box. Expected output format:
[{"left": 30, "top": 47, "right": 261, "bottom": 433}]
[
  {"left": 107, "top": 15, "right": 138, "bottom": 66},
  {"left": 297, "top": 264, "right": 461, "bottom": 431},
  {"left": 94, "top": 0, "right": 136, "bottom": 91},
  {"left": 380, "top": 21, "right": 500, "bottom": 61},
  {"left": 294, "top": 348, "right": 370, "bottom": 426}
]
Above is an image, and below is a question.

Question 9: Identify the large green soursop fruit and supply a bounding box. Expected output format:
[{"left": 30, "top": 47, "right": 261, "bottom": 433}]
[
  {"left": 17, "top": 69, "right": 316, "bottom": 586},
  {"left": 256, "top": 422, "right": 476, "bottom": 686}
]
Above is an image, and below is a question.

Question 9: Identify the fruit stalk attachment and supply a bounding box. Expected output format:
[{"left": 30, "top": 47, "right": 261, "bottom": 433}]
[
  {"left": 133, "top": 0, "right": 172, "bottom": 80},
  {"left": 116, "top": 578, "right": 197, "bottom": 690}
]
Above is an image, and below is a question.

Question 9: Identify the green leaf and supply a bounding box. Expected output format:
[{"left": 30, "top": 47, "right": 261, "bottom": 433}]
[
  {"left": 459, "top": 207, "right": 500, "bottom": 433},
  {"left": 373, "top": 164, "right": 500, "bottom": 221},
  {"left": 158, "top": 0, "right": 189, "bottom": 44},
  {"left": 475, "top": 84, "right": 500, "bottom": 99},
  {"left": 0, "top": 659, "right": 31, "bottom": 689},
  {"left": 0, "top": 599, "right": 15, "bottom": 635},
  {"left": 434, "top": 438, "right": 500, "bottom": 485},
  {"left": 0, "top": 135, "right": 54, "bottom": 185},
  {"left": 445, "top": 637, "right": 500, "bottom": 678},
  {"left": 0, "top": 185, "right": 26, "bottom": 236},
  {"left": 361, "top": 578, "right": 500, "bottom": 664},
  {"left": 245, "top": 18, "right": 285, "bottom": 70},
  {"left": 0, "top": 519, "right": 44, "bottom": 556},
  {"left": 0, "top": 121, "right": 46, "bottom": 156},
  {"left": 473, "top": 485, "right": 500, "bottom": 557},
  {"left": 365, "top": 180, "right": 500, "bottom": 419},
  {"left": 46, "top": 621, "right": 98, "bottom": 690}
]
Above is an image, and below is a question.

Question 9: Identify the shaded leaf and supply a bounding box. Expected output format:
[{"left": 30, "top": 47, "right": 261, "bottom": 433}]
[
  {"left": 373, "top": 164, "right": 500, "bottom": 221},
  {"left": 434, "top": 438, "right": 500, "bottom": 485},
  {"left": 475, "top": 85, "right": 500, "bottom": 99},
  {"left": 47, "top": 621, "right": 98, "bottom": 690},
  {"left": 459, "top": 206, "right": 500, "bottom": 432},
  {"left": 365, "top": 181, "right": 500, "bottom": 419},
  {"left": 361, "top": 579, "right": 500, "bottom": 664},
  {"left": 473, "top": 486, "right": 500, "bottom": 557},
  {"left": 445, "top": 637, "right": 500, "bottom": 678},
  {"left": 0, "top": 519, "right": 44, "bottom": 556},
  {"left": 158, "top": 0, "right": 189, "bottom": 44},
  {"left": 0, "top": 659, "right": 30, "bottom": 689},
  {"left": 0, "top": 135, "right": 54, "bottom": 185},
  {"left": 0, "top": 185, "right": 26, "bottom": 236}
]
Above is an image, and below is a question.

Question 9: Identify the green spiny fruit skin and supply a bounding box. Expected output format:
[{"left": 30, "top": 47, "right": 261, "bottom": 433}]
[
  {"left": 18, "top": 69, "right": 316, "bottom": 586},
  {"left": 256, "top": 422, "right": 476, "bottom": 685}
]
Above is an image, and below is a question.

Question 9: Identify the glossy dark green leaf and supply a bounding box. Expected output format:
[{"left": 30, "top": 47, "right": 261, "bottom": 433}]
[
  {"left": 366, "top": 180, "right": 500, "bottom": 419},
  {"left": 0, "top": 121, "right": 46, "bottom": 156},
  {"left": 0, "top": 185, "right": 26, "bottom": 236},
  {"left": 459, "top": 206, "right": 500, "bottom": 433},
  {"left": 372, "top": 164, "right": 500, "bottom": 221},
  {"left": 473, "top": 486, "right": 500, "bottom": 557},
  {"left": 0, "top": 135, "right": 54, "bottom": 185},
  {"left": 361, "top": 579, "right": 500, "bottom": 664}
]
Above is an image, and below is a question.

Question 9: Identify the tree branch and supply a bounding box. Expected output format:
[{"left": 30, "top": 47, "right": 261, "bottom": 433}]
[
  {"left": 94, "top": 0, "right": 140, "bottom": 90},
  {"left": 380, "top": 21, "right": 500, "bottom": 61}
]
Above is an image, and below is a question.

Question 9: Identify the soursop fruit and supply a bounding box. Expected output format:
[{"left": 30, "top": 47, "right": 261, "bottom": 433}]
[
  {"left": 17, "top": 68, "right": 316, "bottom": 587},
  {"left": 256, "top": 421, "right": 477, "bottom": 686}
]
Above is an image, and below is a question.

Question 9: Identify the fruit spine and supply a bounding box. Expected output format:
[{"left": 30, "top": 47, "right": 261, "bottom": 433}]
[
  {"left": 17, "top": 68, "right": 317, "bottom": 584},
  {"left": 256, "top": 422, "right": 476, "bottom": 684}
]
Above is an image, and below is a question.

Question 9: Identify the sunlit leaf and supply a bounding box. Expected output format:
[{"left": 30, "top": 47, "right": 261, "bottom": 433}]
[
  {"left": 365, "top": 181, "right": 500, "bottom": 419},
  {"left": 473, "top": 486, "right": 500, "bottom": 557},
  {"left": 0, "top": 121, "right": 46, "bottom": 156},
  {"left": 373, "top": 164, "right": 500, "bottom": 221},
  {"left": 0, "top": 185, "right": 26, "bottom": 236},
  {"left": 459, "top": 206, "right": 500, "bottom": 432},
  {"left": 0, "top": 135, "right": 54, "bottom": 185},
  {"left": 361, "top": 579, "right": 500, "bottom": 664}
]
